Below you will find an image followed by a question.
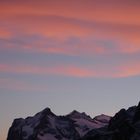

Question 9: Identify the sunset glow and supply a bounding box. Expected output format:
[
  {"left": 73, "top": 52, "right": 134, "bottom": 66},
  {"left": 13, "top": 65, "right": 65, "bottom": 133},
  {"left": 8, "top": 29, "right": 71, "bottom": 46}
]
[{"left": 0, "top": 1, "right": 140, "bottom": 140}]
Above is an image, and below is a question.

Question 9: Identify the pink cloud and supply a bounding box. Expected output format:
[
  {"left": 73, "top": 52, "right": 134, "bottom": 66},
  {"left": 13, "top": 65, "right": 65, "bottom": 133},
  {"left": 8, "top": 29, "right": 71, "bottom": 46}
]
[
  {"left": 0, "top": 0, "right": 140, "bottom": 25},
  {"left": 0, "top": 64, "right": 95, "bottom": 78},
  {"left": 0, "top": 15, "right": 140, "bottom": 56},
  {"left": 0, "top": 0, "right": 140, "bottom": 56},
  {"left": 0, "top": 29, "right": 12, "bottom": 39},
  {"left": 1, "top": 63, "right": 140, "bottom": 78}
]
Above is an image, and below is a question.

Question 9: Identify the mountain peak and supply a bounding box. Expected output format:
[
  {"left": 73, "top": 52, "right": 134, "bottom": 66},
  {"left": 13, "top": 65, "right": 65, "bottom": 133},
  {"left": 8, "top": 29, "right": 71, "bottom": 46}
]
[
  {"left": 69, "top": 110, "right": 81, "bottom": 115},
  {"left": 39, "top": 107, "right": 55, "bottom": 117},
  {"left": 8, "top": 102, "right": 140, "bottom": 140},
  {"left": 93, "top": 114, "right": 111, "bottom": 123},
  {"left": 67, "top": 110, "right": 91, "bottom": 120},
  {"left": 42, "top": 107, "right": 51, "bottom": 113}
]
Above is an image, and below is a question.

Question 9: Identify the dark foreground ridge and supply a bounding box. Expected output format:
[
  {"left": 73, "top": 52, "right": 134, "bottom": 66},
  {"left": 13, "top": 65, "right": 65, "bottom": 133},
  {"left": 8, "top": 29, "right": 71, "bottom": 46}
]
[{"left": 7, "top": 102, "right": 140, "bottom": 140}]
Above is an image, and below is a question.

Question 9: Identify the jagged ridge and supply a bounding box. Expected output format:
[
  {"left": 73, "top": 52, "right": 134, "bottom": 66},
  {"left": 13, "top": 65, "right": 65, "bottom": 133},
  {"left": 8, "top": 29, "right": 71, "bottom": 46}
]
[
  {"left": 81, "top": 102, "right": 140, "bottom": 140},
  {"left": 8, "top": 102, "right": 140, "bottom": 140},
  {"left": 7, "top": 108, "right": 110, "bottom": 140}
]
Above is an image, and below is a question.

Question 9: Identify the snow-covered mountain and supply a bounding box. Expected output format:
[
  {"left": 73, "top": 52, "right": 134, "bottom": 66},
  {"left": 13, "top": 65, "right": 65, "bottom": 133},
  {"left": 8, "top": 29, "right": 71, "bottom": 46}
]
[
  {"left": 7, "top": 108, "right": 110, "bottom": 140},
  {"left": 8, "top": 102, "right": 140, "bottom": 140}
]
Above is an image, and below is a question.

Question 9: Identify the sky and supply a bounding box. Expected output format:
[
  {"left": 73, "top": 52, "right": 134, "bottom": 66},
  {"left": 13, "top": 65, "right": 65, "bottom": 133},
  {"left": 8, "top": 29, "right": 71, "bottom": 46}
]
[{"left": 0, "top": 0, "right": 140, "bottom": 139}]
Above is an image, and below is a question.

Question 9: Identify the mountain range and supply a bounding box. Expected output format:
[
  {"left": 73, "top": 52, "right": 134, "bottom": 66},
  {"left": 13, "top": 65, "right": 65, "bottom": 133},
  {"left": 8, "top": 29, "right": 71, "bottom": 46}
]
[{"left": 7, "top": 102, "right": 140, "bottom": 140}]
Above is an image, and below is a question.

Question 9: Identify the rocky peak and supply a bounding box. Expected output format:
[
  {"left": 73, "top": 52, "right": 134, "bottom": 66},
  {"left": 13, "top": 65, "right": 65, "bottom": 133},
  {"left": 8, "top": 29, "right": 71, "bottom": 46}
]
[
  {"left": 93, "top": 114, "right": 111, "bottom": 123},
  {"left": 108, "top": 108, "right": 130, "bottom": 131},
  {"left": 8, "top": 102, "right": 140, "bottom": 140},
  {"left": 133, "top": 102, "right": 140, "bottom": 123},
  {"left": 67, "top": 110, "right": 91, "bottom": 120},
  {"left": 40, "top": 107, "right": 55, "bottom": 117}
]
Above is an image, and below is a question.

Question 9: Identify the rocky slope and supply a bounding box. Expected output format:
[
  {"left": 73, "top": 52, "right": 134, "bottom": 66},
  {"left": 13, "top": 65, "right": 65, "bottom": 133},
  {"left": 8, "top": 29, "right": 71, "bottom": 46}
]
[
  {"left": 7, "top": 102, "right": 140, "bottom": 140},
  {"left": 7, "top": 108, "right": 110, "bottom": 140},
  {"left": 81, "top": 103, "right": 140, "bottom": 140}
]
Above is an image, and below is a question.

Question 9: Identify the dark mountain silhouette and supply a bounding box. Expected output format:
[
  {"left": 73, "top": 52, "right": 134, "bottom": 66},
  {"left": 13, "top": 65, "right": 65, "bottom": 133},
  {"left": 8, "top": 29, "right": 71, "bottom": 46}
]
[{"left": 7, "top": 102, "right": 140, "bottom": 140}]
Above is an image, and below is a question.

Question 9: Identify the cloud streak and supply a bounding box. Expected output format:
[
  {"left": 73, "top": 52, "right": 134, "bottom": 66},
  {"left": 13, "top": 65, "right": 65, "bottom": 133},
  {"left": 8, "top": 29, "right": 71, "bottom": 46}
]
[
  {"left": 0, "top": 15, "right": 140, "bottom": 56},
  {"left": 0, "top": 0, "right": 140, "bottom": 78},
  {"left": 1, "top": 62, "right": 140, "bottom": 78},
  {"left": 0, "top": 0, "right": 140, "bottom": 25}
]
